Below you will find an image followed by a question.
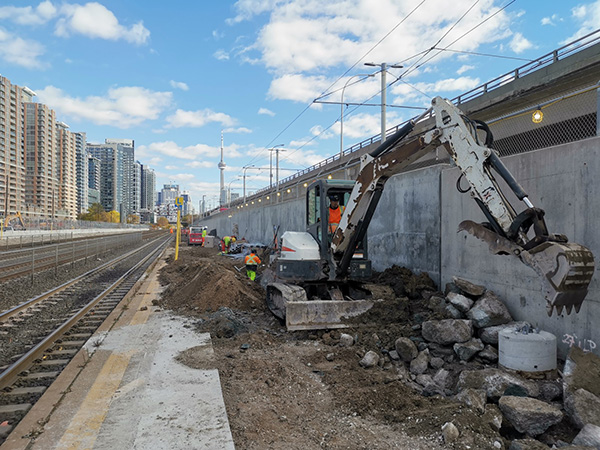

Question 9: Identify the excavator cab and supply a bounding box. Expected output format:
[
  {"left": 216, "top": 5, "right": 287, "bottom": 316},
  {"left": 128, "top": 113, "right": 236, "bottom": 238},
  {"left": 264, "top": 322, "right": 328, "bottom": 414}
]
[{"left": 305, "top": 180, "right": 371, "bottom": 280}]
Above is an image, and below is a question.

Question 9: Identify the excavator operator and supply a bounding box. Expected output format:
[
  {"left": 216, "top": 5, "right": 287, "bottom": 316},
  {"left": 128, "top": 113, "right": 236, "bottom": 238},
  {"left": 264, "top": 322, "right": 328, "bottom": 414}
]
[{"left": 328, "top": 194, "right": 344, "bottom": 234}]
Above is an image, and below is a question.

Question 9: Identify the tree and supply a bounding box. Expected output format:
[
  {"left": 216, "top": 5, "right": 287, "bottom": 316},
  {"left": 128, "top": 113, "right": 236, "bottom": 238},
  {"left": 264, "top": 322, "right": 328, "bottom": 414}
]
[
  {"left": 107, "top": 211, "right": 120, "bottom": 223},
  {"left": 127, "top": 214, "right": 140, "bottom": 224},
  {"left": 157, "top": 216, "right": 169, "bottom": 228},
  {"left": 78, "top": 203, "right": 107, "bottom": 222}
]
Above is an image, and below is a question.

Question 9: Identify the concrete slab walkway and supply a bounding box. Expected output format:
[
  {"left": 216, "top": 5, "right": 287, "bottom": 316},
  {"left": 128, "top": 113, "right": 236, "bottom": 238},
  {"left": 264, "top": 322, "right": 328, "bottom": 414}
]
[{"left": 2, "top": 252, "right": 235, "bottom": 450}]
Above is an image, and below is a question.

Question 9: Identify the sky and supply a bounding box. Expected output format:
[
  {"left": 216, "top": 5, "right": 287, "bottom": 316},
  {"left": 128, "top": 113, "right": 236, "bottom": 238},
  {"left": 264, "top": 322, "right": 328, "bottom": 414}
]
[{"left": 1, "top": 0, "right": 598, "bottom": 211}]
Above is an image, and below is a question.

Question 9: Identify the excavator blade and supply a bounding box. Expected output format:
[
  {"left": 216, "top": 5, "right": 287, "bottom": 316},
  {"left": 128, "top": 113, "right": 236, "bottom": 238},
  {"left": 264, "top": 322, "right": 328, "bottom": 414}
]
[
  {"left": 266, "top": 282, "right": 377, "bottom": 331},
  {"left": 458, "top": 220, "right": 595, "bottom": 316}
]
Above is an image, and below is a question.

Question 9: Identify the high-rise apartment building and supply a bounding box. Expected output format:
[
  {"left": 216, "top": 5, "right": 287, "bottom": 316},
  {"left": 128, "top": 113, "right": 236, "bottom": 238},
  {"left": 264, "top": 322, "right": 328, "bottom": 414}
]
[
  {"left": 56, "top": 122, "right": 77, "bottom": 219},
  {"left": 160, "top": 184, "right": 179, "bottom": 205},
  {"left": 140, "top": 164, "right": 156, "bottom": 211},
  {"left": 132, "top": 160, "right": 141, "bottom": 216},
  {"left": 87, "top": 143, "right": 123, "bottom": 213},
  {"left": 0, "top": 76, "right": 34, "bottom": 217},
  {"left": 105, "top": 139, "right": 135, "bottom": 219},
  {"left": 24, "top": 102, "right": 59, "bottom": 218},
  {"left": 74, "top": 132, "right": 88, "bottom": 215}
]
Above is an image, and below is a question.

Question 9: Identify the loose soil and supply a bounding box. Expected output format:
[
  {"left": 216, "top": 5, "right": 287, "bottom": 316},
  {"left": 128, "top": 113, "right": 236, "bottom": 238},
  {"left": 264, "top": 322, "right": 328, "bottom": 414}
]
[{"left": 158, "top": 246, "right": 542, "bottom": 449}]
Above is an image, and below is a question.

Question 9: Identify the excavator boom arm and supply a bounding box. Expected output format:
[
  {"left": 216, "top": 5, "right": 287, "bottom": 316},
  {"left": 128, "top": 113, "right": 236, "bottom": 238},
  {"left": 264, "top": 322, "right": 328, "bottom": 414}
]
[{"left": 331, "top": 97, "right": 594, "bottom": 316}]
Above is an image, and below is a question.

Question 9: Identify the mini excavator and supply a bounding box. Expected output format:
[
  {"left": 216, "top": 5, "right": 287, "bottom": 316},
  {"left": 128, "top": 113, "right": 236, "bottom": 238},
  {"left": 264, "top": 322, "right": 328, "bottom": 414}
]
[{"left": 266, "top": 97, "right": 595, "bottom": 330}]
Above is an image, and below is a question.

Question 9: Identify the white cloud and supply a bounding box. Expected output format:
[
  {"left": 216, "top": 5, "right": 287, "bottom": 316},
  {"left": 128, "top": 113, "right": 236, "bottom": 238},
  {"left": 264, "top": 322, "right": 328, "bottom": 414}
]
[
  {"left": 228, "top": 0, "right": 282, "bottom": 24},
  {"left": 171, "top": 173, "right": 196, "bottom": 181},
  {"left": 564, "top": 2, "right": 600, "bottom": 42},
  {"left": 166, "top": 109, "right": 236, "bottom": 128},
  {"left": 36, "top": 85, "right": 172, "bottom": 128},
  {"left": 236, "top": 1, "right": 511, "bottom": 75},
  {"left": 268, "top": 74, "right": 331, "bottom": 102},
  {"left": 457, "top": 64, "right": 474, "bottom": 75},
  {"left": 391, "top": 76, "right": 480, "bottom": 102},
  {"left": 55, "top": 2, "right": 150, "bottom": 45},
  {"left": 0, "top": 28, "right": 46, "bottom": 68},
  {"left": 223, "top": 127, "right": 252, "bottom": 134},
  {"left": 509, "top": 32, "right": 534, "bottom": 54},
  {"left": 169, "top": 80, "right": 189, "bottom": 91},
  {"left": 137, "top": 141, "right": 243, "bottom": 162},
  {"left": 541, "top": 14, "right": 561, "bottom": 26},
  {"left": 214, "top": 49, "right": 230, "bottom": 60},
  {"left": 0, "top": 1, "right": 57, "bottom": 25},
  {"left": 258, "top": 107, "right": 275, "bottom": 116}
]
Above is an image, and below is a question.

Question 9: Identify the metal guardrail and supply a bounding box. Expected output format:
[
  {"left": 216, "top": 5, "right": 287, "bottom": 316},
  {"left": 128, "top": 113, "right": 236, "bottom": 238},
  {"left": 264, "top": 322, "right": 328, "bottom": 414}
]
[{"left": 0, "top": 232, "right": 144, "bottom": 282}]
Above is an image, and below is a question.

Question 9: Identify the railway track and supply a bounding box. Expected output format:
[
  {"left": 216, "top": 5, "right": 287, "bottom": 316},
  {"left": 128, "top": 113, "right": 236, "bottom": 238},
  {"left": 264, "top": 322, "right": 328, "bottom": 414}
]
[
  {"left": 0, "top": 234, "right": 172, "bottom": 442},
  {"left": 0, "top": 231, "right": 163, "bottom": 283}
]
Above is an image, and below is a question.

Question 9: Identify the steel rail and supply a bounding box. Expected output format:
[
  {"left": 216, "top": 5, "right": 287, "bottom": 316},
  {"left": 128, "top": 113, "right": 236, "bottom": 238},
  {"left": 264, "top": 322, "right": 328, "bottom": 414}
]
[
  {"left": 0, "top": 235, "right": 171, "bottom": 390},
  {"left": 0, "top": 235, "right": 168, "bottom": 322}
]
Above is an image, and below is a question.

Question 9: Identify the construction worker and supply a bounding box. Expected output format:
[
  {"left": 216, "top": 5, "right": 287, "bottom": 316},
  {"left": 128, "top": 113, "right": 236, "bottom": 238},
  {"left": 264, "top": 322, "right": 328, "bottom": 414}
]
[
  {"left": 201, "top": 226, "right": 207, "bottom": 246},
  {"left": 328, "top": 194, "right": 345, "bottom": 234},
  {"left": 245, "top": 248, "right": 261, "bottom": 281}
]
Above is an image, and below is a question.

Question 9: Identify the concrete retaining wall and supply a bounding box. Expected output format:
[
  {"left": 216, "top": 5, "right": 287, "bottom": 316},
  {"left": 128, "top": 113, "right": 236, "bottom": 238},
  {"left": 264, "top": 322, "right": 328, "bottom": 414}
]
[{"left": 201, "top": 137, "right": 600, "bottom": 357}]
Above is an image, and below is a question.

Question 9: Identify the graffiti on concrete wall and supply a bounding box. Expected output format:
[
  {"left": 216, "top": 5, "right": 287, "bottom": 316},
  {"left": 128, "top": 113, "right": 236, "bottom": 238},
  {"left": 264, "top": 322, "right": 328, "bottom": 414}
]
[{"left": 562, "top": 333, "right": 597, "bottom": 353}]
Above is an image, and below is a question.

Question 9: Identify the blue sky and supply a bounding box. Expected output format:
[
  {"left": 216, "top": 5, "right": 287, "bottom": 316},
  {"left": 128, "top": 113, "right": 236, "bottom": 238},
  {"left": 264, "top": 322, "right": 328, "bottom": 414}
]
[{"left": 1, "top": 0, "right": 598, "bottom": 210}]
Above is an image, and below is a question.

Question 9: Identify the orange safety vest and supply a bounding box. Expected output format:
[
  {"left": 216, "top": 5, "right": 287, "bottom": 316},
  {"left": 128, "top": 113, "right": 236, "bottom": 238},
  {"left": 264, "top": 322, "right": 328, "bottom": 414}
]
[
  {"left": 245, "top": 253, "right": 261, "bottom": 265},
  {"left": 328, "top": 205, "right": 344, "bottom": 233}
]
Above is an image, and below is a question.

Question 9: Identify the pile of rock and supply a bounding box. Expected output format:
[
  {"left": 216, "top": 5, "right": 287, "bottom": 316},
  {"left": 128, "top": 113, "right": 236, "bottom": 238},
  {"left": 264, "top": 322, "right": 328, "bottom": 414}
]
[{"left": 349, "top": 276, "right": 600, "bottom": 449}]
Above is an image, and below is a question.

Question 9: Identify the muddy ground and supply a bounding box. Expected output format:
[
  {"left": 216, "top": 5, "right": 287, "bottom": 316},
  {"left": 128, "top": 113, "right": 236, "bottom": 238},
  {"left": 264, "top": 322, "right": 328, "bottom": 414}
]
[{"left": 158, "top": 246, "right": 535, "bottom": 449}]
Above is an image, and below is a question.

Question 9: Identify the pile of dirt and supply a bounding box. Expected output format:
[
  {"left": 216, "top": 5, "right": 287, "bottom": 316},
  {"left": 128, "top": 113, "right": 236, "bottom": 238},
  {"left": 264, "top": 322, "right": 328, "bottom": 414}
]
[{"left": 158, "top": 246, "right": 266, "bottom": 315}]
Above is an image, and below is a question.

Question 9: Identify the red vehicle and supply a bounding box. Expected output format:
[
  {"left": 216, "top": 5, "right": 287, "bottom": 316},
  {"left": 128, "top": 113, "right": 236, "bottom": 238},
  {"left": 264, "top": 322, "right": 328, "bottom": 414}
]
[{"left": 188, "top": 226, "right": 204, "bottom": 246}]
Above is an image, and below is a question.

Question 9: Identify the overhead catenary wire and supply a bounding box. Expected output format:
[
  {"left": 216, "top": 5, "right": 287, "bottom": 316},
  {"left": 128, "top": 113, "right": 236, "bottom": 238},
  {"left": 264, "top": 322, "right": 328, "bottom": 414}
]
[{"left": 237, "top": 0, "right": 429, "bottom": 173}]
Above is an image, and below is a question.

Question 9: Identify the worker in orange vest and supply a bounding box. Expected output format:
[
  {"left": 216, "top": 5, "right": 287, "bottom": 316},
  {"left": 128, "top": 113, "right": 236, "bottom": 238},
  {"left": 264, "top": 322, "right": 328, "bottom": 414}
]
[
  {"left": 328, "top": 194, "right": 345, "bottom": 234},
  {"left": 244, "top": 248, "right": 261, "bottom": 281}
]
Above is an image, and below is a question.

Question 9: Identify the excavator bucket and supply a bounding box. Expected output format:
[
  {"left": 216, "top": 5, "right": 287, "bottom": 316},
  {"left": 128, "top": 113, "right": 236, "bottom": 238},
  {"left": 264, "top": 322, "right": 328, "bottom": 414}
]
[
  {"left": 520, "top": 241, "right": 595, "bottom": 316},
  {"left": 459, "top": 221, "right": 595, "bottom": 316},
  {"left": 266, "top": 282, "right": 378, "bottom": 331}
]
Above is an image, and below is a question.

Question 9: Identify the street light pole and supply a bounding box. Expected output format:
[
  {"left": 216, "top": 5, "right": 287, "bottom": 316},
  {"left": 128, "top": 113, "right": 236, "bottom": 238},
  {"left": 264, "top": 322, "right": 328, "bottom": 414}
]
[
  {"left": 340, "top": 74, "right": 374, "bottom": 156},
  {"left": 364, "top": 62, "right": 403, "bottom": 143},
  {"left": 243, "top": 165, "right": 255, "bottom": 203},
  {"left": 268, "top": 144, "right": 284, "bottom": 189},
  {"left": 275, "top": 148, "right": 286, "bottom": 196}
]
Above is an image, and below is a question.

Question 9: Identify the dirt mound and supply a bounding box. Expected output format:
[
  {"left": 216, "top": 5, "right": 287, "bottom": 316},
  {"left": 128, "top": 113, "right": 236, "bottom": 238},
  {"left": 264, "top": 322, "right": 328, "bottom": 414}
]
[
  {"left": 159, "top": 246, "right": 266, "bottom": 315},
  {"left": 373, "top": 265, "right": 437, "bottom": 299}
]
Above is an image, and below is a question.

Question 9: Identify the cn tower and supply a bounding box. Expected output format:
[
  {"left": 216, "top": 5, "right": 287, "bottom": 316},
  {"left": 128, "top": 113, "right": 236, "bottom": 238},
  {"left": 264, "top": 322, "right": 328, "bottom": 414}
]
[{"left": 218, "top": 131, "right": 226, "bottom": 206}]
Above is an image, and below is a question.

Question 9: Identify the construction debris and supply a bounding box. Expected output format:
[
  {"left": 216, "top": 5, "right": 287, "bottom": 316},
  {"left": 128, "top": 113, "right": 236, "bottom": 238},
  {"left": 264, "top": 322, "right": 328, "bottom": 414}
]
[{"left": 158, "top": 246, "right": 600, "bottom": 449}]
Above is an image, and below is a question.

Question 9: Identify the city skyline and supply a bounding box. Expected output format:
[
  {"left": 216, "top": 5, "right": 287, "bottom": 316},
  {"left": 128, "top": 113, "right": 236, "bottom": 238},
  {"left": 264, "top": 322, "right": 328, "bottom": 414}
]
[{"left": 0, "top": 1, "right": 597, "bottom": 205}]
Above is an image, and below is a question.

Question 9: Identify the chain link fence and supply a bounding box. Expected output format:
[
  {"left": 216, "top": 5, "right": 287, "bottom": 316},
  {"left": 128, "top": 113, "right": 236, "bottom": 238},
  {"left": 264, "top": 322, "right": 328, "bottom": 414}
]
[{"left": 488, "top": 83, "right": 598, "bottom": 156}]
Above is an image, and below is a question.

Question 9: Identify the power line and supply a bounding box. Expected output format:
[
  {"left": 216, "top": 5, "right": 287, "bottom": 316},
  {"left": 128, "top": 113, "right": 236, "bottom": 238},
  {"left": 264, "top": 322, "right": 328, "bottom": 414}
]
[
  {"left": 238, "top": 0, "right": 429, "bottom": 173},
  {"left": 432, "top": 47, "right": 534, "bottom": 62}
]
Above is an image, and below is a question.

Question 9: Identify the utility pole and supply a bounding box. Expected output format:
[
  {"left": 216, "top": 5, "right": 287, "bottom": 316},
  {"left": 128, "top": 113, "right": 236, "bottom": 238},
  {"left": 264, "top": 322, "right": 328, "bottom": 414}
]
[
  {"left": 268, "top": 144, "right": 284, "bottom": 189},
  {"left": 365, "top": 62, "right": 403, "bottom": 143}
]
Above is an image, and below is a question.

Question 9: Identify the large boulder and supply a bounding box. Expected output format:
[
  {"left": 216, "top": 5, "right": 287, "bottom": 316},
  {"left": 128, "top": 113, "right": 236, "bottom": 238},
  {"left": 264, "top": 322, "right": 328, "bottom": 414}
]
[
  {"left": 498, "top": 395, "right": 562, "bottom": 436},
  {"left": 410, "top": 349, "right": 430, "bottom": 375},
  {"left": 446, "top": 292, "right": 474, "bottom": 313},
  {"left": 452, "top": 276, "right": 486, "bottom": 296},
  {"left": 467, "top": 291, "right": 513, "bottom": 328},
  {"left": 479, "top": 321, "right": 532, "bottom": 345},
  {"left": 455, "top": 388, "right": 487, "bottom": 414},
  {"left": 454, "top": 338, "right": 484, "bottom": 361},
  {"left": 457, "top": 368, "right": 539, "bottom": 401},
  {"left": 572, "top": 424, "right": 600, "bottom": 448},
  {"left": 421, "top": 319, "right": 473, "bottom": 345},
  {"left": 395, "top": 337, "right": 418, "bottom": 362},
  {"left": 564, "top": 388, "right": 600, "bottom": 429}
]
